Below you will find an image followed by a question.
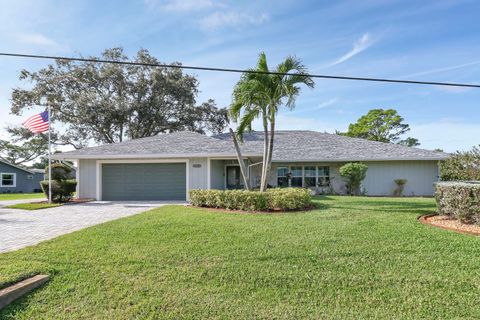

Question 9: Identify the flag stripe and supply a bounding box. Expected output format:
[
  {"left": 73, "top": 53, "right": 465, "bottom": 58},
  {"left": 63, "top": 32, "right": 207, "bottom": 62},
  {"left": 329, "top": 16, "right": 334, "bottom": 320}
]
[{"left": 23, "top": 111, "right": 49, "bottom": 134}]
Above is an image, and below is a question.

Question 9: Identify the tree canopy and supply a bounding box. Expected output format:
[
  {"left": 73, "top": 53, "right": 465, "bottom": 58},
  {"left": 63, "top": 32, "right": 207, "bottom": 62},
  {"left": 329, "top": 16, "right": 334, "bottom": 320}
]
[
  {"left": 341, "top": 108, "right": 419, "bottom": 146},
  {"left": 9, "top": 47, "right": 228, "bottom": 150},
  {"left": 230, "top": 52, "right": 314, "bottom": 191}
]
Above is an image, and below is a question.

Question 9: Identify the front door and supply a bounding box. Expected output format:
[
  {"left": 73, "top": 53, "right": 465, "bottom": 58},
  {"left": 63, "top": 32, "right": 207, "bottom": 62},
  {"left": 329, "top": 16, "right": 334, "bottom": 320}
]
[{"left": 226, "top": 166, "right": 244, "bottom": 189}]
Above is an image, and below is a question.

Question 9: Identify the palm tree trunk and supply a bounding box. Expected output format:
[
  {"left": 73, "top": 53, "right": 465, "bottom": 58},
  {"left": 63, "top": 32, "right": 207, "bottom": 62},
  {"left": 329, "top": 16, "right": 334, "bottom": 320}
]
[
  {"left": 264, "top": 114, "right": 276, "bottom": 191},
  {"left": 229, "top": 128, "right": 250, "bottom": 190},
  {"left": 260, "top": 115, "right": 269, "bottom": 192}
]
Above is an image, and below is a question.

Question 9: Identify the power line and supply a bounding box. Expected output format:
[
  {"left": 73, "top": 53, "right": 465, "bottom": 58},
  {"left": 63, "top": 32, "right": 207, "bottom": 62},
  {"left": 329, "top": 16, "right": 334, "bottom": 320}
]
[{"left": 0, "top": 52, "right": 479, "bottom": 88}]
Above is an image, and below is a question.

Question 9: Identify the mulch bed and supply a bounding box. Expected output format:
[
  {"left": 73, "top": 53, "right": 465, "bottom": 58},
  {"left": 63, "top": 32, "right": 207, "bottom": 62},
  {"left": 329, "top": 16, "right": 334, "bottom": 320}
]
[{"left": 419, "top": 214, "right": 480, "bottom": 236}]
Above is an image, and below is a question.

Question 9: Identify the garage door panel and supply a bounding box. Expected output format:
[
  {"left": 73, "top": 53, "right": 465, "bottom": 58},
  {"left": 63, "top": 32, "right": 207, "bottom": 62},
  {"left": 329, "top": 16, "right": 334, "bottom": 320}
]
[{"left": 102, "top": 163, "right": 186, "bottom": 201}]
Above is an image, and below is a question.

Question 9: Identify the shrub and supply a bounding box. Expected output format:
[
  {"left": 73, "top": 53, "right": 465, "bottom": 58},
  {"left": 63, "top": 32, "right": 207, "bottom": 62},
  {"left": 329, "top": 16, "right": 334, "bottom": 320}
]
[
  {"left": 45, "top": 163, "right": 73, "bottom": 180},
  {"left": 439, "top": 146, "right": 480, "bottom": 181},
  {"left": 435, "top": 181, "right": 480, "bottom": 225},
  {"left": 339, "top": 162, "right": 368, "bottom": 195},
  {"left": 393, "top": 179, "right": 407, "bottom": 196},
  {"left": 189, "top": 188, "right": 312, "bottom": 212},
  {"left": 41, "top": 179, "right": 77, "bottom": 203}
]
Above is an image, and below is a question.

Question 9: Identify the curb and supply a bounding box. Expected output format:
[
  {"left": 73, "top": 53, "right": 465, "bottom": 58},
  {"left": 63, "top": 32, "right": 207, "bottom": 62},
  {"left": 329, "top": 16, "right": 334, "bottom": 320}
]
[
  {"left": 0, "top": 275, "right": 49, "bottom": 310},
  {"left": 418, "top": 214, "right": 480, "bottom": 236}
]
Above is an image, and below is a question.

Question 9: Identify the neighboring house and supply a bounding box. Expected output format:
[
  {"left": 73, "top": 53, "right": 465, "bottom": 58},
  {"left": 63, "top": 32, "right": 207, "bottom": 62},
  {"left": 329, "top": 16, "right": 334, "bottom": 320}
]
[
  {"left": 52, "top": 130, "right": 449, "bottom": 201},
  {"left": 0, "top": 159, "right": 44, "bottom": 193}
]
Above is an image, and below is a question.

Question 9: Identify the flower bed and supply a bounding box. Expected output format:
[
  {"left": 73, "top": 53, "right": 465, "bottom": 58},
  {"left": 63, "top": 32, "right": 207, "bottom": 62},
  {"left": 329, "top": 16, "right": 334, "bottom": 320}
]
[
  {"left": 189, "top": 188, "right": 312, "bottom": 212},
  {"left": 435, "top": 181, "right": 480, "bottom": 224}
]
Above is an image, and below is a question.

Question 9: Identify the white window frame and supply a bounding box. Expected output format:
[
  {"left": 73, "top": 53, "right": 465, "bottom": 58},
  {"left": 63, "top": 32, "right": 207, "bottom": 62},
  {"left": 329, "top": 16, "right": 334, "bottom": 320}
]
[
  {"left": 275, "top": 165, "right": 331, "bottom": 188},
  {"left": 303, "top": 166, "right": 317, "bottom": 188},
  {"left": 290, "top": 166, "right": 303, "bottom": 188},
  {"left": 1, "top": 173, "right": 16, "bottom": 187},
  {"left": 276, "top": 166, "right": 289, "bottom": 187},
  {"left": 317, "top": 166, "right": 330, "bottom": 187}
]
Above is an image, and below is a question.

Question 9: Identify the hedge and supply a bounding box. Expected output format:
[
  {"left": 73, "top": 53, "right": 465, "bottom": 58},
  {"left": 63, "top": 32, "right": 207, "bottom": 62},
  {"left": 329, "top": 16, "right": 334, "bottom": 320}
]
[
  {"left": 41, "top": 179, "right": 77, "bottom": 203},
  {"left": 435, "top": 181, "right": 480, "bottom": 224},
  {"left": 189, "top": 188, "right": 312, "bottom": 212}
]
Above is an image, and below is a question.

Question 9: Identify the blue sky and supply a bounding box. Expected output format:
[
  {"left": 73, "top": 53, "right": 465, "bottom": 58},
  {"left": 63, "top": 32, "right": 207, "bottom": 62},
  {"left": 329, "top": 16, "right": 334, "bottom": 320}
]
[{"left": 0, "top": 0, "right": 479, "bottom": 152}]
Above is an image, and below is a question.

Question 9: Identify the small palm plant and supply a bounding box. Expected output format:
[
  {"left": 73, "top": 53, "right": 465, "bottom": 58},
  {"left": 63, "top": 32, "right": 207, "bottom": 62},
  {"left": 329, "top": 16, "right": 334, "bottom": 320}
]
[{"left": 393, "top": 179, "right": 407, "bottom": 197}]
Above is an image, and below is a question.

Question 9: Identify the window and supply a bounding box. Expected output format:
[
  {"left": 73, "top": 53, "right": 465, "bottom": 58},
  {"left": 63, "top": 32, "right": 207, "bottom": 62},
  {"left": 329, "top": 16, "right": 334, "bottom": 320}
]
[
  {"left": 290, "top": 166, "right": 303, "bottom": 187},
  {"left": 1, "top": 173, "right": 16, "bottom": 187},
  {"left": 304, "top": 166, "right": 316, "bottom": 187},
  {"left": 317, "top": 166, "right": 330, "bottom": 187},
  {"left": 277, "top": 167, "right": 289, "bottom": 188}
]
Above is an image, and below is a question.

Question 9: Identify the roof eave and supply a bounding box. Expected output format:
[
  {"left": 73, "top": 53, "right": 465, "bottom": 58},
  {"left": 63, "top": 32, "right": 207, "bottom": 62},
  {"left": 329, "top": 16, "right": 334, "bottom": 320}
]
[{"left": 52, "top": 152, "right": 263, "bottom": 160}]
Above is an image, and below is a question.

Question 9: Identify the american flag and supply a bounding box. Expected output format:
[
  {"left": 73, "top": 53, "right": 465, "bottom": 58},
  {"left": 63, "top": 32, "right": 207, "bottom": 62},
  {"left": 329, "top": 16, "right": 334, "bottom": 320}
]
[{"left": 22, "top": 110, "right": 49, "bottom": 134}]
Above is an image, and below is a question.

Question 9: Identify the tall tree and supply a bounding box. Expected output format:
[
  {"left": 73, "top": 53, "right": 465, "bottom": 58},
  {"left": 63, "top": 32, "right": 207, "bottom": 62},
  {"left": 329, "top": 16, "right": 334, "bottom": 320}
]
[
  {"left": 341, "top": 108, "right": 419, "bottom": 146},
  {"left": 230, "top": 52, "right": 314, "bottom": 191},
  {"left": 0, "top": 126, "right": 54, "bottom": 165},
  {"left": 397, "top": 137, "right": 420, "bottom": 147},
  {"left": 10, "top": 47, "right": 228, "bottom": 148}
]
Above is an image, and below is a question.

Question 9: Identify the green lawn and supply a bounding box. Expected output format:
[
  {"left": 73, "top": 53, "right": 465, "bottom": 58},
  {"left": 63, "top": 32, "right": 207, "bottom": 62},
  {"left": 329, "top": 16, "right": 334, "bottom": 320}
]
[
  {"left": 1, "top": 196, "right": 479, "bottom": 319},
  {"left": 6, "top": 203, "right": 61, "bottom": 210},
  {"left": 0, "top": 193, "right": 45, "bottom": 201}
]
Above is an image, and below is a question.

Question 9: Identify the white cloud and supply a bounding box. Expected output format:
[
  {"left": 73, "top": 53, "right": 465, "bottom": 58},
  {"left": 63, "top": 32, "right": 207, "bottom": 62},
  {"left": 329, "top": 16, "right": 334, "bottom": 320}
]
[
  {"left": 145, "top": 0, "right": 216, "bottom": 12},
  {"left": 199, "top": 11, "right": 269, "bottom": 31},
  {"left": 15, "top": 32, "right": 59, "bottom": 47},
  {"left": 328, "top": 33, "right": 375, "bottom": 67},
  {"left": 291, "top": 98, "right": 338, "bottom": 113},
  {"left": 402, "top": 60, "right": 480, "bottom": 79}
]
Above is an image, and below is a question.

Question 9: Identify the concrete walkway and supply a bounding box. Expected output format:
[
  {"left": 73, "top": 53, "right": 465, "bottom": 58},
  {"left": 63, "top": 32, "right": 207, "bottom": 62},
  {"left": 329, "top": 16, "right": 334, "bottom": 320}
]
[{"left": 0, "top": 200, "right": 185, "bottom": 253}]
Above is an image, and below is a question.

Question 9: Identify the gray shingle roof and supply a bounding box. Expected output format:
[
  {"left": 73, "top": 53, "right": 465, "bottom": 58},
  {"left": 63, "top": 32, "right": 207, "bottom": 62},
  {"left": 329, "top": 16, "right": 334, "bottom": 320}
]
[
  {"left": 54, "top": 130, "right": 449, "bottom": 161},
  {"left": 213, "top": 131, "right": 449, "bottom": 161}
]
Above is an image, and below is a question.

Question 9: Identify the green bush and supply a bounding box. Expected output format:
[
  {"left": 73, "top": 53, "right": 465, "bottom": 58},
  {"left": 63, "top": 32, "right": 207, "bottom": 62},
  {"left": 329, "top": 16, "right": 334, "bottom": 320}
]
[
  {"left": 435, "top": 181, "right": 480, "bottom": 224},
  {"left": 189, "top": 188, "right": 312, "bottom": 212},
  {"left": 45, "top": 163, "right": 73, "bottom": 180},
  {"left": 439, "top": 146, "right": 480, "bottom": 181},
  {"left": 339, "top": 162, "right": 368, "bottom": 195},
  {"left": 41, "top": 179, "right": 77, "bottom": 203}
]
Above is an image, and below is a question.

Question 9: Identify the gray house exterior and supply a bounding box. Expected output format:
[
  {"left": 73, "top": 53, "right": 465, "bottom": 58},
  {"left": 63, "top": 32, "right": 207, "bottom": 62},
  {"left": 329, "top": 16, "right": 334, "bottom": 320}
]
[
  {"left": 0, "top": 159, "right": 44, "bottom": 193},
  {"left": 53, "top": 130, "right": 449, "bottom": 201}
]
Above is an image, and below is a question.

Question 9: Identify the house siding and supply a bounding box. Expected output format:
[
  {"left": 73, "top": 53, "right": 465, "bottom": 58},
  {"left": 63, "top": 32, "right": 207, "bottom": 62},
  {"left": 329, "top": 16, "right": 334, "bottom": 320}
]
[
  {"left": 362, "top": 160, "right": 439, "bottom": 196},
  {"left": 0, "top": 162, "right": 43, "bottom": 193},
  {"left": 189, "top": 158, "right": 208, "bottom": 190},
  {"left": 260, "top": 160, "right": 439, "bottom": 196},
  {"left": 78, "top": 159, "right": 97, "bottom": 199}
]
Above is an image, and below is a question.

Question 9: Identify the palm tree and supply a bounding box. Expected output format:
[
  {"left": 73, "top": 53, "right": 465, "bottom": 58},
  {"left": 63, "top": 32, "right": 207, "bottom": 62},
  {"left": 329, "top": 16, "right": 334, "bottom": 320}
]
[{"left": 230, "top": 53, "right": 314, "bottom": 191}]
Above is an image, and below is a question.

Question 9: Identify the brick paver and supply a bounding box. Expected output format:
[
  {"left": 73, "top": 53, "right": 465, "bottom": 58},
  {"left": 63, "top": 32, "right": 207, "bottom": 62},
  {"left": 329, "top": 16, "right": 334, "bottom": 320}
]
[{"left": 0, "top": 201, "right": 185, "bottom": 253}]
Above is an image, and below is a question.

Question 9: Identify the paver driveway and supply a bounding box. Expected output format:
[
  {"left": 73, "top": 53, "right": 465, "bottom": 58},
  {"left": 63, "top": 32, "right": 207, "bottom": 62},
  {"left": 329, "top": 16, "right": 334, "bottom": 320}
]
[{"left": 0, "top": 201, "right": 185, "bottom": 253}]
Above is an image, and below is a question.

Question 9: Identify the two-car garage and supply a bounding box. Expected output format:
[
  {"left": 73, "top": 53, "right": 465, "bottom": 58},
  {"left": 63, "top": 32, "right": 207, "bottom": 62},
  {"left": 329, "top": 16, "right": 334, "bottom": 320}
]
[{"left": 101, "top": 163, "right": 187, "bottom": 201}]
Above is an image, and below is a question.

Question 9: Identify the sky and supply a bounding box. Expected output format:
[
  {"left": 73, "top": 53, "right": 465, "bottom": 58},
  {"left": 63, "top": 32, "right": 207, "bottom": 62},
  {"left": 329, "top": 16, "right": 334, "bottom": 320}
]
[{"left": 0, "top": 0, "right": 479, "bottom": 152}]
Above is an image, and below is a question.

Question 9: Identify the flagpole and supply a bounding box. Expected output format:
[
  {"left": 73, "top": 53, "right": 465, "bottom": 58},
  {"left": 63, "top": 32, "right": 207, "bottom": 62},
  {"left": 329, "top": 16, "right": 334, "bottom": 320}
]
[{"left": 48, "top": 105, "right": 52, "bottom": 204}]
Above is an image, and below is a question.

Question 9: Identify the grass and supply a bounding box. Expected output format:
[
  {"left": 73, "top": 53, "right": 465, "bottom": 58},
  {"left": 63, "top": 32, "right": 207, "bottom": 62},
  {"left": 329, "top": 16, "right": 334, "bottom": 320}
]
[
  {"left": 1, "top": 196, "right": 479, "bottom": 319},
  {"left": 6, "top": 203, "right": 62, "bottom": 210},
  {"left": 0, "top": 193, "right": 45, "bottom": 201}
]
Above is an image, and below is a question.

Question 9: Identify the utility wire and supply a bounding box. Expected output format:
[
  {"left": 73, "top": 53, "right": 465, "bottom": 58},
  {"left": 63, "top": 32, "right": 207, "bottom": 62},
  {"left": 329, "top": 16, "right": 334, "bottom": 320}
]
[{"left": 0, "top": 52, "right": 479, "bottom": 88}]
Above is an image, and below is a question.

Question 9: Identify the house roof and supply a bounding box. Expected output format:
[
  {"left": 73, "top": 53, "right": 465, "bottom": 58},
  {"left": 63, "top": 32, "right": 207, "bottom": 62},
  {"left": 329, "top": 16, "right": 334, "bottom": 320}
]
[
  {"left": 53, "top": 130, "right": 449, "bottom": 162},
  {"left": 0, "top": 158, "right": 35, "bottom": 174}
]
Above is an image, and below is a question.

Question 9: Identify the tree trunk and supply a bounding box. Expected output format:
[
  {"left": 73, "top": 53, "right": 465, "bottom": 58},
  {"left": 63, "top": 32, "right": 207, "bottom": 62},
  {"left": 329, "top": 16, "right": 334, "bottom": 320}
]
[
  {"left": 263, "top": 115, "right": 276, "bottom": 191},
  {"left": 259, "top": 115, "right": 269, "bottom": 192},
  {"left": 229, "top": 128, "right": 250, "bottom": 190}
]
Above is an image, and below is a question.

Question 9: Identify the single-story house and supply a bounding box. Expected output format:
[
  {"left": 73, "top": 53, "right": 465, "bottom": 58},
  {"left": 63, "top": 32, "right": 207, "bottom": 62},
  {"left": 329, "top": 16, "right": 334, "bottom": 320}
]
[
  {"left": 52, "top": 130, "right": 449, "bottom": 201},
  {"left": 0, "top": 159, "right": 44, "bottom": 193}
]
